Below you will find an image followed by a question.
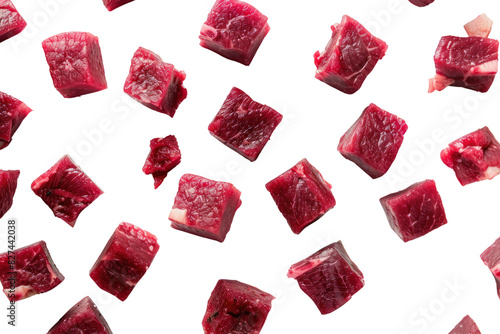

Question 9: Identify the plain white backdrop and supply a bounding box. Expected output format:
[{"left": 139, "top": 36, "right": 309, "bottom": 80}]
[{"left": 1, "top": 0, "right": 500, "bottom": 333}]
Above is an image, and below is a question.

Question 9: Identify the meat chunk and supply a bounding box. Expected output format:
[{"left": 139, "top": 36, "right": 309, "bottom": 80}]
[
  {"left": 314, "top": 15, "right": 388, "bottom": 94},
  {"left": 208, "top": 87, "right": 283, "bottom": 161},
  {"left": 102, "top": 0, "right": 134, "bottom": 11},
  {"left": 409, "top": 0, "right": 434, "bottom": 7},
  {"left": 481, "top": 236, "right": 500, "bottom": 299},
  {"left": 89, "top": 222, "right": 160, "bottom": 301},
  {"left": 124, "top": 47, "right": 187, "bottom": 117},
  {"left": 42, "top": 32, "right": 107, "bottom": 98},
  {"left": 0, "top": 91, "right": 32, "bottom": 150},
  {"left": 142, "top": 135, "right": 181, "bottom": 189},
  {"left": 265, "top": 159, "right": 336, "bottom": 234},
  {"left": 288, "top": 241, "right": 364, "bottom": 314},
  {"left": 199, "top": 0, "right": 270, "bottom": 65},
  {"left": 465, "top": 14, "right": 493, "bottom": 38},
  {"left": 449, "top": 315, "right": 481, "bottom": 334},
  {"left": 0, "top": 0, "right": 26, "bottom": 43},
  {"left": 202, "top": 279, "right": 274, "bottom": 334},
  {"left": 380, "top": 180, "right": 447, "bottom": 242},
  {"left": 169, "top": 174, "right": 242, "bottom": 242},
  {"left": 337, "top": 103, "right": 407, "bottom": 178},
  {"left": 0, "top": 170, "right": 19, "bottom": 219}
]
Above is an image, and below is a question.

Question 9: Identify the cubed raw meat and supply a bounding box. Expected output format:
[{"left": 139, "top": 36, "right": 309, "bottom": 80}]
[
  {"left": 0, "top": 0, "right": 26, "bottom": 43},
  {"left": 265, "top": 159, "right": 336, "bottom": 234},
  {"left": 0, "top": 241, "right": 64, "bottom": 301},
  {"left": 380, "top": 179, "right": 447, "bottom": 242},
  {"left": 409, "top": 0, "right": 434, "bottom": 7},
  {"left": 441, "top": 127, "right": 500, "bottom": 186},
  {"left": 481, "top": 236, "right": 500, "bottom": 299},
  {"left": 208, "top": 87, "right": 283, "bottom": 161},
  {"left": 202, "top": 279, "right": 274, "bottom": 334},
  {"left": 449, "top": 315, "right": 481, "bottom": 334},
  {"left": 142, "top": 135, "right": 181, "bottom": 189},
  {"left": 103, "top": 0, "right": 134, "bottom": 11},
  {"left": 337, "top": 103, "right": 407, "bottom": 178},
  {"left": 42, "top": 32, "right": 107, "bottom": 98},
  {"left": 0, "top": 170, "right": 19, "bottom": 219},
  {"left": 169, "top": 174, "right": 242, "bottom": 242},
  {"left": 124, "top": 47, "right": 187, "bottom": 117},
  {"left": 48, "top": 296, "right": 113, "bottom": 334},
  {"left": 0, "top": 91, "right": 32, "bottom": 150},
  {"left": 90, "top": 222, "right": 160, "bottom": 301},
  {"left": 314, "top": 15, "right": 388, "bottom": 94},
  {"left": 31, "top": 155, "right": 103, "bottom": 227},
  {"left": 465, "top": 14, "right": 493, "bottom": 38},
  {"left": 288, "top": 241, "right": 364, "bottom": 315},
  {"left": 199, "top": 0, "right": 270, "bottom": 66}
]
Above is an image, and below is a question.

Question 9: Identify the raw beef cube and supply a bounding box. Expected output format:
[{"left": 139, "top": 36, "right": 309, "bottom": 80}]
[
  {"left": 0, "top": 241, "right": 64, "bottom": 301},
  {"left": 124, "top": 47, "right": 187, "bottom": 117},
  {"left": 0, "top": 170, "right": 19, "bottom": 219},
  {"left": 103, "top": 0, "right": 134, "bottom": 11},
  {"left": 314, "top": 15, "right": 388, "bottom": 94},
  {"left": 380, "top": 179, "right": 447, "bottom": 242},
  {"left": 199, "top": 0, "right": 270, "bottom": 66},
  {"left": 265, "top": 159, "right": 336, "bottom": 234},
  {"left": 202, "top": 279, "right": 274, "bottom": 334},
  {"left": 288, "top": 241, "right": 364, "bottom": 315},
  {"left": 409, "top": 0, "right": 434, "bottom": 7},
  {"left": 0, "top": 91, "right": 32, "bottom": 150},
  {"left": 449, "top": 315, "right": 481, "bottom": 334},
  {"left": 31, "top": 155, "right": 103, "bottom": 227},
  {"left": 465, "top": 14, "right": 493, "bottom": 38},
  {"left": 142, "top": 135, "right": 181, "bottom": 189},
  {"left": 169, "top": 174, "right": 242, "bottom": 242},
  {"left": 42, "top": 32, "right": 107, "bottom": 98},
  {"left": 337, "top": 103, "right": 407, "bottom": 178},
  {"left": 0, "top": 0, "right": 26, "bottom": 43},
  {"left": 48, "top": 296, "right": 113, "bottom": 334},
  {"left": 90, "top": 222, "right": 160, "bottom": 301},
  {"left": 208, "top": 87, "right": 283, "bottom": 161},
  {"left": 481, "top": 236, "right": 500, "bottom": 299}
]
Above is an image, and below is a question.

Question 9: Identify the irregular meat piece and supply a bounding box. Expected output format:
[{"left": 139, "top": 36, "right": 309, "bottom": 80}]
[
  {"left": 314, "top": 15, "right": 388, "bottom": 94},
  {"left": 481, "top": 236, "right": 500, "bottom": 299},
  {"left": 337, "top": 103, "right": 407, "bottom": 178},
  {"left": 409, "top": 0, "right": 434, "bottom": 7},
  {"left": 208, "top": 87, "right": 283, "bottom": 161},
  {"left": 199, "top": 0, "right": 270, "bottom": 65},
  {"left": 90, "top": 222, "right": 160, "bottom": 301},
  {"left": 0, "top": 170, "right": 19, "bottom": 219},
  {"left": 102, "top": 0, "right": 134, "bottom": 11},
  {"left": 202, "top": 279, "right": 274, "bottom": 334},
  {"left": 265, "top": 159, "right": 336, "bottom": 234},
  {"left": 428, "top": 74, "right": 455, "bottom": 93},
  {"left": 169, "top": 174, "right": 242, "bottom": 242},
  {"left": 465, "top": 14, "right": 493, "bottom": 38},
  {"left": 142, "top": 135, "right": 181, "bottom": 189},
  {"left": 288, "top": 241, "right": 364, "bottom": 315},
  {"left": 449, "top": 315, "right": 481, "bottom": 334},
  {"left": 0, "top": 0, "right": 26, "bottom": 43},
  {"left": 380, "top": 179, "right": 447, "bottom": 242},
  {"left": 0, "top": 91, "right": 32, "bottom": 150}
]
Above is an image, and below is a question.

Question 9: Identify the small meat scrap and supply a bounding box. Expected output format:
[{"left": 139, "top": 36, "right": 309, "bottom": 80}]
[
  {"left": 449, "top": 315, "right": 481, "bottom": 334},
  {"left": 102, "top": 0, "right": 134, "bottom": 11},
  {"left": 0, "top": 91, "right": 32, "bottom": 150},
  {"left": 465, "top": 14, "right": 493, "bottom": 38},
  {"left": 409, "top": 0, "right": 434, "bottom": 7},
  {"left": 0, "top": 0, "right": 26, "bottom": 43},
  {"left": 142, "top": 135, "right": 181, "bottom": 189},
  {"left": 481, "top": 236, "right": 500, "bottom": 299},
  {"left": 0, "top": 170, "right": 19, "bottom": 219}
]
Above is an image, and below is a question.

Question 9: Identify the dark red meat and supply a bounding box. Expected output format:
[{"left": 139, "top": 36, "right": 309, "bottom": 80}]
[
  {"left": 208, "top": 87, "right": 282, "bottom": 161},
  {"left": 90, "top": 222, "right": 160, "bottom": 301},
  {"left": 481, "top": 236, "right": 500, "bottom": 299},
  {"left": 202, "top": 279, "right": 274, "bottom": 334},
  {"left": 102, "top": 0, "right": 134, "bottom": 11},
  {"left": 265, "top": 159, "right": 336, "bottom": 234},
  {"left": 199, "top": 0, "right": 270, "bottom": 66},
  {"left": 449, "top": 315, "right": 481, "bottom": 334},
  {"left": 142, "top": 135, "right": 181, "bottom": 189},
  {"left": 0, "top": 170, "right": 19, "bottom": 219},
  {"left": 338, "top": 103, "right": 407, "bottom": 178},
  {"left": 0, "top": 91, "right": 32, "bottom": 150},
  {"left": 0, "top": 0, "right": 26, "bottom": 43},
  {"left": 169, "top": 174, "right": 242, "bottom": 242},
  {"left": 409, "top": 0, "right": 434, "bottom": 7}
]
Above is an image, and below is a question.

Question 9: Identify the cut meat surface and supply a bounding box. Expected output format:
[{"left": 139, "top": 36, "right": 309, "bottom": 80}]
[
  {"left": 0, "top": 0, "right": 26, "bottom": 43},
  {"left": 449, "top": 315, "right": 481, "bottom": 334},
  {"left": 42, "top": 32, "right": 107, "bottom": 98},
  {"left": 380, "top": 180, "right": 447, "bottom": 242},
  {"left": 409, "top": 0, "right": 434, "bottom": 7},
  {"left": 0, "top": 170, "right": 19, "bottom": 219},
  {"left": 142, "top": 135, "right": 181, "bottom": 189},
  {"left": 90, "top": 222, "right": 160, "bottom": 301},
  {"left": 441, "top": 127, "right": 500, "bottom": 186},
  {"left": 288, "top": 241, "right": 364, "bottom": 315},
  {"left": 208, "top": 87, "right": 283, "bottom": 161},
  {"left": 265, "top": 159, "right": 336, "bottom": 234},
  {"left": 314, "top": 15, "right": 388, "bottom": 94},
  {"left": 48, "top": 296, "right": 113, "bottom": 334},
  {"left": 0, "top": 241, "right": 64, "bottom": 301},
  {"left": 124, "top": 47, "right": 187, "bottom": 117},
  {"left": 102, "top": 0, "right": 134, "bottom": 11},
  {"left": 337, "top": 103, "right": 407, "bottom": 178},
  {"left": 169, "top": 174, "right": 242, "bottom": 242},
  {"left": 0, "top": 91, "right": 32, "bottom": 150},
  {"left": 199, "top": 0, "right": 270, "bottom": 65},
  {"left": 481, "top": 236, "right": 500, "bottom": 299},
  {"left": 31, "top": 155, "right": 103, "bottom": 227},
  {"left": 202, "top": 279, "right": 274, "bottom": 334},
  {"left": 465, "top": 14, "right": 493, "bottom": 38}
]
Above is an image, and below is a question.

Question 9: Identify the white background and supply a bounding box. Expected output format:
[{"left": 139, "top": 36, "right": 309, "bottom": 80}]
[{"left": 1, "top": 0, "right": 500, "bottom": 333}]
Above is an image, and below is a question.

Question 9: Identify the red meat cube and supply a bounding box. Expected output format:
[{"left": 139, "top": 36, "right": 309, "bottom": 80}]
[
  {"left": 142, "top": 135, "right": 181, "bottom": 189},
  {"left": 481, "top": 236, "right": 500, "bottom": 299},
  {"left": 42, "top": 32, "right": 107, "bottom": 98},
  {"left": 288, "top": 241, "right": 364, "bottom": 315},
  {"left": 199, "top": 0, "right": 270, "bottom": 66},
  {"left": 380, "top": 180, "right": 447, "bottom": 242},
  {"left": 409, "top": 0, "right": 434, "bottom": 7},
  {"left": 338, "top": 103, "right": 407, "bottom": 178},
  {"left": 314, "top": 15, "right": 388, "bottom": 94},
  {"left": 0, "top": 170, "right": 19, "bottom": 219},
  {"left": 208, "top": 87, "right": 283, "bottom": 161},
  {"left": 169, "top": 174, "right": 242, "bottom": 242},
  {"left": 0, "top": 241, "right": 64, "bottom": 301},
  {"left": 124, "top": 47, "right": 187, "bottom": 117},
  {"left": 449, "top": 315, "right": 481, "bottom": 334},
  {"left": 202, "top": 279, "right": 274, "bottom": 334},
  {"left": 48, "top": 296, "right": 113, "bottom": 334},
  {"left": 0, "top": 91, "right": 32, "bottom": 150},
  {"left": 90, "top": 222, "right": 160, "bottom": 301},
  {"left": 265, "top": 159, "right": 336, "bottom": 234},
  {"left": 31, "top": 155, "right": 103, "bottom": 227},
  {"left": 102, "top": 0, "right": 134, "bottom": 11},
  {"left": 0, "top": 0, "right": 26, "bottom": 43},
  {"left": 441, "top": 127, "right": 500, "bottom": 186}
]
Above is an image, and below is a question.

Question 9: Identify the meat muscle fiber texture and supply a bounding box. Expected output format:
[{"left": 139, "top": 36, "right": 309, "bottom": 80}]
[
  {"left": 448, "top": 315, "right": 481, "bottom": 334},
  {"left": 0, "top": 0, "right": 26, "bottom": 43},
  {"left": 0, "top": 170, "right": 19, "bottom": 219},
  {"left": 0, "top": 91, "right": 32, "bottom": 150}
]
